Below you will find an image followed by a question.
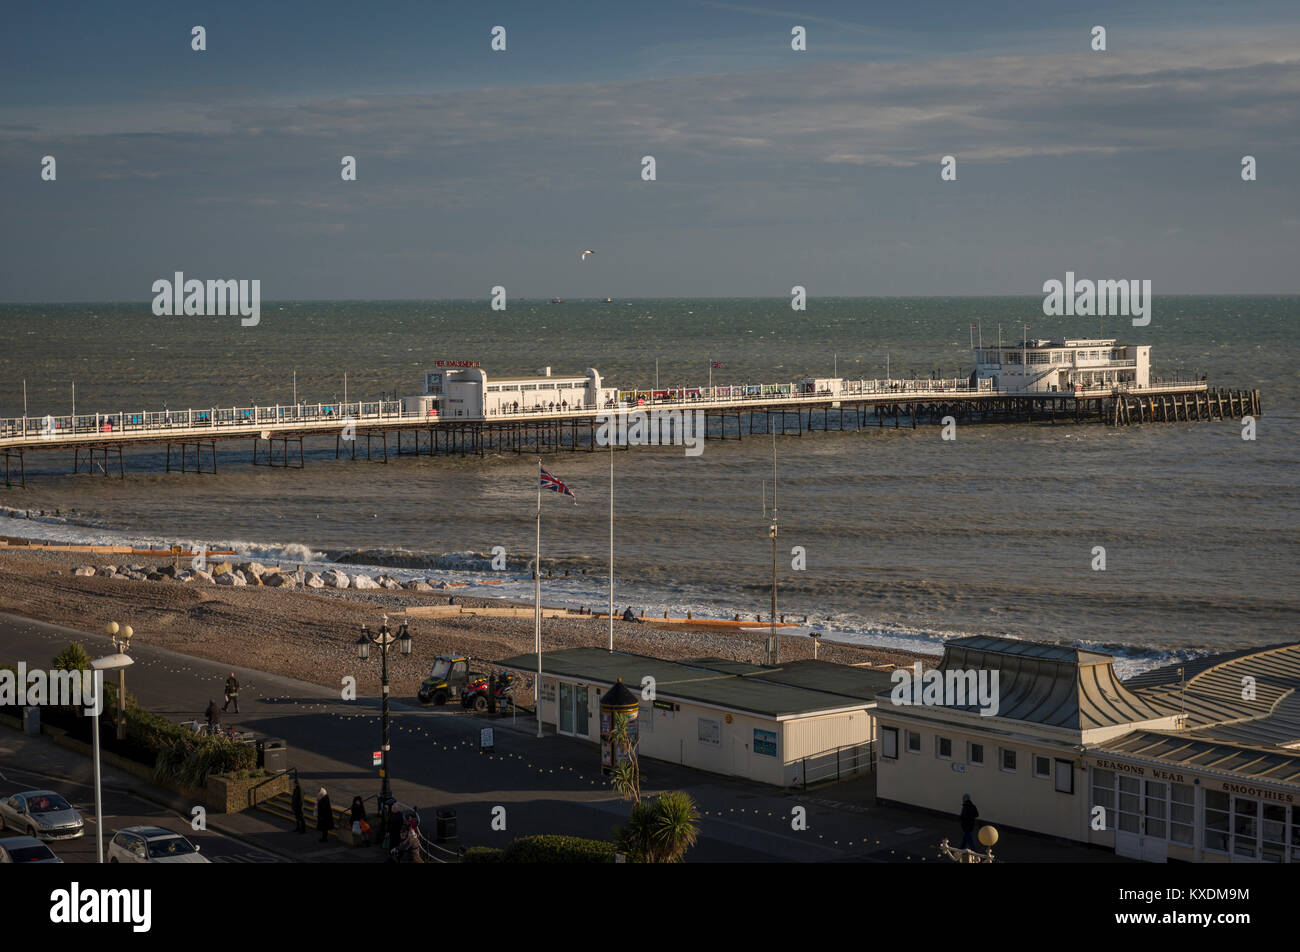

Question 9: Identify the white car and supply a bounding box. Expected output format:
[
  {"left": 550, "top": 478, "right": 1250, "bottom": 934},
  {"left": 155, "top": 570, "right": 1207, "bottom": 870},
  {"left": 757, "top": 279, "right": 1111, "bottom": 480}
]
[
  {"left": 0, "top": 835, "right": 63, "bottom": 863},
  {"left": 0, "top": 790, "right": 85, "bottom": 840},
  {"left": 108, "top": 826, "right": 211, "bottom": 864}
]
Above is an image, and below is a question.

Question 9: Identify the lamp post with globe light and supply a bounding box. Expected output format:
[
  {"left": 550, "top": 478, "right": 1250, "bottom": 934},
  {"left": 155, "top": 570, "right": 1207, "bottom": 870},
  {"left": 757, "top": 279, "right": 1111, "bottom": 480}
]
[
  {"left": 89, "top": 648, "right": 133, "bottom": 863},
  {"left": 356, "top": 616, "right": 412, "bottom": 810}
]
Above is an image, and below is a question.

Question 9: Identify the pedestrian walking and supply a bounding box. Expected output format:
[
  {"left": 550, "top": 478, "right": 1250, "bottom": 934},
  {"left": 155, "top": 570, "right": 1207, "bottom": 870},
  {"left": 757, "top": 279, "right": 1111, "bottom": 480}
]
[
  {"left": 316, "top": 787, "right": 335, "bottom": 843},
  {"left": 291, "top": 780, "right": 306, "bottom": 834},
  {"left": 959, "top": 793, "right": 979, "bottom": 851},
  {"left": 222, "top": 672, "right": 239, "bottom": 713},
  {"left": 349, "top": 795, "right": 371, "bottom": 845}
]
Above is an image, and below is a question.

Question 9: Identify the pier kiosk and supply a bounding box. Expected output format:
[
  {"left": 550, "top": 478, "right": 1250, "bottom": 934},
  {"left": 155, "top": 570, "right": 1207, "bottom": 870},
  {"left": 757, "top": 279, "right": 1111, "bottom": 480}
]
[{"left": 409, "top": 364, "right": 608, "bottom": 419}]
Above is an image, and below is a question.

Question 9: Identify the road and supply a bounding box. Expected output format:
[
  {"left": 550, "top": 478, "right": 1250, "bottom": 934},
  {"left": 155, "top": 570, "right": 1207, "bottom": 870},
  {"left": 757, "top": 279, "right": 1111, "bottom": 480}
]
[{"left": 0, "top": 757, "right": 284, "bottom": 863}]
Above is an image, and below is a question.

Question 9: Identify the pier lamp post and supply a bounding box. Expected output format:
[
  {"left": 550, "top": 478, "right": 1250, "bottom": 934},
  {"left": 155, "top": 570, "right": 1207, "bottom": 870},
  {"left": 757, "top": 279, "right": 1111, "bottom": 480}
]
[
  {"left": 89, "top": 651, "right": 133, "bottom": 863},
  {"left": 356, "top": 616, "right": 412, "bottom": 810},
  {"left": 104, "top": 622, "right": 133, "bottom": 741}
]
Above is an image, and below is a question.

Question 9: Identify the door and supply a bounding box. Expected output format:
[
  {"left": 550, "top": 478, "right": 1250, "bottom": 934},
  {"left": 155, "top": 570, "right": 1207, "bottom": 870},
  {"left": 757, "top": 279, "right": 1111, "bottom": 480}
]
[
  {"left": 575, "top": 686, "right": 589, "bottom": 737},
  {"left": 559, "top": 682, "right": 574, "bottom": 734},
  {"left": 1113, "top": 777, "right": 1169, "bottom": 862}
]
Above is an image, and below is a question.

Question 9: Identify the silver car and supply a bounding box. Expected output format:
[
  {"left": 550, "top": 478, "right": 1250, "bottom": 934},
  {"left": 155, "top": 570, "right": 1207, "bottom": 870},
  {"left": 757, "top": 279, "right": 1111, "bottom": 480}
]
[
  {"left": 108, "top": 826, "right": 210, "bottom": 864},
  {"left": 0, "top": 790, "right": 85, "bottom": 841},
  {"left": 0, "top": 835, "right": 63, "bottom": 863}
]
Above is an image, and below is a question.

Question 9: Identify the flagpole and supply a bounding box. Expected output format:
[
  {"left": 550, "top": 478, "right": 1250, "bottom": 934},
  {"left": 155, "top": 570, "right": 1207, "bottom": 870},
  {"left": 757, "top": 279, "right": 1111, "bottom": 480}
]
[
  {"left": 535, "top": 461, "right": 543, "bottom": 738},
  {"left": 608, "top": 436, "right": 614, "bottom": 652}
]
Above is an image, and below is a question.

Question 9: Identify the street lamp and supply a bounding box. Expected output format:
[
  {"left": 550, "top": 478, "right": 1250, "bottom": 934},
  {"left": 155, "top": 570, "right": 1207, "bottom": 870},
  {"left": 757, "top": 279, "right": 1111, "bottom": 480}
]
[
  {"left": 89, "top": 651, "right": 133, "bottom": 863},
  {"left": 104, "top": 622, "right": 133, "bottom": 741},
  {"left": 356, "top": 615, "right": 412, "bottom": 810}
]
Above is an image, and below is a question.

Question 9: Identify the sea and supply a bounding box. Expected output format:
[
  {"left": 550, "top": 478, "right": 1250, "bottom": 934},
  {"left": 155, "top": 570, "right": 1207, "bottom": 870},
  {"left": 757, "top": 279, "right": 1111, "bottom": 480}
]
[{"left": 1, "top": 297, "right": 1297, "bottom": 676}]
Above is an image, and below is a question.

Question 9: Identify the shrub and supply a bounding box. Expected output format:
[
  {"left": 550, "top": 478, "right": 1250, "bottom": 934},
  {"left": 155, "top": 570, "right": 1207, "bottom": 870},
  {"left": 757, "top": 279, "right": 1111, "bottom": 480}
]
[
  {"left": 462, "top": 846, "right": 504, "bottom": 863},
  {"left": 501, "top": 835, "right": 616, "bottom": 863}
]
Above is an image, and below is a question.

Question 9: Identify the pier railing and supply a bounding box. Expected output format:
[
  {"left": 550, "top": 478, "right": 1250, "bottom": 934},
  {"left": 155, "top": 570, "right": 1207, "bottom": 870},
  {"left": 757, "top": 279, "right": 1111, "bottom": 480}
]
[{"left": 0, "top": 376, "right": 1210, "bottom": 447}]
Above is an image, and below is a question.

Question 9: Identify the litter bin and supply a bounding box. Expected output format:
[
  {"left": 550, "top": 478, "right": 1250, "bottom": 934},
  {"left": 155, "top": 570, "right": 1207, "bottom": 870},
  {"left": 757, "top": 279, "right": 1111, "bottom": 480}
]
[
  {"left": 435, "top": 809, "right": 457, "bottom": 843},
  {"left": 258, "top": 738, "right": 288, "bottom": 772},
  {"left": 22, "top": 706, "right": 40, "bottom": 735}
]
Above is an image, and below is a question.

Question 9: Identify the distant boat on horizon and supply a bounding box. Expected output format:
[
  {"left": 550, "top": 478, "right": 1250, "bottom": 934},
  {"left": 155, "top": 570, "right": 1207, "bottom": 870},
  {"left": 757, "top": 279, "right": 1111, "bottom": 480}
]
[{"left": 550, "top": 297, "right": 564, "bottom": 304}]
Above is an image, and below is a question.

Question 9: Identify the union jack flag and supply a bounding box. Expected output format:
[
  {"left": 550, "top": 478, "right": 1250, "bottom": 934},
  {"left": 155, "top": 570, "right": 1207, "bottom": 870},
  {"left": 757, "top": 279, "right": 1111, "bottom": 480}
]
[
  {"left": 710, "top": 361, "right": 724, "bottom": 368},
  {"left": 540, "top": 466, "right": 576, "bottom": 503}
]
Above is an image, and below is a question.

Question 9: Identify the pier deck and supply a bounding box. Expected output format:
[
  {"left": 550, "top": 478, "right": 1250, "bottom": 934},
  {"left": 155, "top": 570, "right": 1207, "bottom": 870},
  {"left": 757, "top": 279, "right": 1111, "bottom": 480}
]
[{"left": 0, "top": 376, "right": 1259, "bottom": 487}]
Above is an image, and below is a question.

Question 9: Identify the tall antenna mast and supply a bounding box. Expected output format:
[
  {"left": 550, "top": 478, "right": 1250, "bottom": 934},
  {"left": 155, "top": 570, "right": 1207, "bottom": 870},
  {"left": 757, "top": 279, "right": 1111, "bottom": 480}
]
[{"left": 769, "top": 430, "right": 779, "bottom": 665}]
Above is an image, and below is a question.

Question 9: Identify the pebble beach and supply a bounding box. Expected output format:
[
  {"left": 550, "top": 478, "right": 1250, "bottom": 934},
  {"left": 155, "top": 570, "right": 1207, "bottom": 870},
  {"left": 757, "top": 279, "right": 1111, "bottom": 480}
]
[{"left": 0, "top": 547, "right": 927, "bottom": 705}]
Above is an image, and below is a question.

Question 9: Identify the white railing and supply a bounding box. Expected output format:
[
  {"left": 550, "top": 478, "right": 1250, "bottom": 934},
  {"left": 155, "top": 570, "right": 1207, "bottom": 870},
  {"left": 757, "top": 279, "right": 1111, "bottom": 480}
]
[
  {"left": 0, "top": 377, "right": 1216, "bottom": 446},
  {"left": 0, "top": 401, "right": 406, "bottom": 443}
]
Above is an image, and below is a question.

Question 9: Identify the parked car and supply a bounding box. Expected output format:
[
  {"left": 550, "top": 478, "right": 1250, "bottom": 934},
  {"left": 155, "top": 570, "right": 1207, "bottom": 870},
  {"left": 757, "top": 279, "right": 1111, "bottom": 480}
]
[
  {"left": 0, "top": 835, "right": 63, "bottom": 863},
  {"left": 0, "top": 790, "right": 85, "bottom": 840},
  {"left": 108, "top": 826, "right": 210, "bottom": 864}
]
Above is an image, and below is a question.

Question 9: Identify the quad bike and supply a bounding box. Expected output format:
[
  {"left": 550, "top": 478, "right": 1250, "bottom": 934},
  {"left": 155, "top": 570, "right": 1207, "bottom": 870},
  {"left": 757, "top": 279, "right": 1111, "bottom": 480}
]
[{"left": 460, "top": 672, "right": 516, "bottom": 713}]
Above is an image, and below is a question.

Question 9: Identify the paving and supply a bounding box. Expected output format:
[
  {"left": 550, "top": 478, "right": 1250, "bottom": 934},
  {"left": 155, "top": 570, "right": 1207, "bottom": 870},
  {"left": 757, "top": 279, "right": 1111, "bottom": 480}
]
[{"left": 0, "top": 611, "right": 1126, "bottom": 863}]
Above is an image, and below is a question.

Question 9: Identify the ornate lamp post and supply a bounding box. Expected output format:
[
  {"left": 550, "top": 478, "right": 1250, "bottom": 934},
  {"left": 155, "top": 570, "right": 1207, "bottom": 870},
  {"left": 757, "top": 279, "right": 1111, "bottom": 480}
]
[
  {"left": 940, "top": 824, "right": 999, "bottom": 863},
  {"left": 356, "top": 615, "right": 412, "bottom": 809},
  {"left": 104, "top": 622, "right": 133, "bottom": 740}
]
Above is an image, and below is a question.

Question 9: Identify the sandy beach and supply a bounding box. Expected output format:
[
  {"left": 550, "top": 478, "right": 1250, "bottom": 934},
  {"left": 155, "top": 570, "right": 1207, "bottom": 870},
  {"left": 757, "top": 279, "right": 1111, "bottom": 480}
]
[{"left": 0, "top": 548, "right": 927, "bottom": 705}]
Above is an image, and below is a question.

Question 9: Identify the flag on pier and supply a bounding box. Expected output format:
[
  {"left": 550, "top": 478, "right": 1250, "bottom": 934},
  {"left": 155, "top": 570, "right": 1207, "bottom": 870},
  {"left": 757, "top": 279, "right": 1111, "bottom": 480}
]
[
  {"left": 711, "top": 360, "right": 724, "bottom": 369},
  {"left": 540, "top": 466, "right": 576, "bottom": 503}
]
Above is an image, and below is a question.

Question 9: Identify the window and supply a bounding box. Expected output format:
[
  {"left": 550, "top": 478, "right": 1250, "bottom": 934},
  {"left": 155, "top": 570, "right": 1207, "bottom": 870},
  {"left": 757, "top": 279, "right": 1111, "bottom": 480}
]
[
  {"left": 1144, "top": 781, "right": 1167, "bottom": 838},
  {"left": 968, "top": 742, "right": 984, "bottom": 766},
  {"left": 1054, "top": 759, "right": 1074, "bottom": 794},
  {"left": 1261, "top": 804, "right": 1287, "bottom": 862},
  {"left": 1233, "top": 799, "right": 1258, "bottom": 858},
  {"left": 881, "top": 726, "right": 898, "bottom": 760},
  {"left": 1171, "top": 784, "right": 1194, "bottom": 845},
  {"left": 1000, "top": 748, "right": 1017, "bottom": 772},
  {"left": 1203, "top": 790, "right": 1230, "bottom": 852},
  {"left": 936, "top": 737, "right": 952, "bottom": 760},
  {"left": 1091, "top": 768, "right": 1115, "bottom": 828},
  {"left": 1034, "top": 755, "right": 1051, "bottom": 779},
  {"left": 905, "top": 730, "right": 921, "bottom": 754}
]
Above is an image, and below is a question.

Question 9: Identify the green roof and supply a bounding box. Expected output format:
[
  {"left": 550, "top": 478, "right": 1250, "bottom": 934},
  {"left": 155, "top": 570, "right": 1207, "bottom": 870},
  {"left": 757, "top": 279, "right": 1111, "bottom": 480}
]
[{"left": 496, "top": 648, "right": 877, "bottom": 718}]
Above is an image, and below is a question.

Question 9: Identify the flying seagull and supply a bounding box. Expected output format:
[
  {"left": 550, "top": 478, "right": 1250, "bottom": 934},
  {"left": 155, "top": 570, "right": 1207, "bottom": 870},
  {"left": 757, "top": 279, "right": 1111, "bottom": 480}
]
[{"left": 580, "top": 249, "right": 595, "bottom": 260}]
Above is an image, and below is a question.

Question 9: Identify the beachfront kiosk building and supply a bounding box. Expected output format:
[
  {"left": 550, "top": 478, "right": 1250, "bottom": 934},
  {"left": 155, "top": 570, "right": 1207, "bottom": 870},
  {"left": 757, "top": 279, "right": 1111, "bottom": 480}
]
[
  {"left": 971, "top": 338, "right": 1151, "bottom": 393},
  {"left": 404, "top": 362, "right": 610, "bottom": 419},
  {"left": 496, "top": 648, "right": 893, "bottom": 787},
  {"left": 874, "top": 636, "right": 1300, "bottom": 863}
]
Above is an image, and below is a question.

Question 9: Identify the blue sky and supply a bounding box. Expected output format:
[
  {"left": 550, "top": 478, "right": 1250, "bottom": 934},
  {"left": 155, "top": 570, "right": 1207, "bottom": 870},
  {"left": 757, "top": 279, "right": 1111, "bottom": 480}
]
[{"left": 2, "top": 0, "right": 1298, "bottom": 300}]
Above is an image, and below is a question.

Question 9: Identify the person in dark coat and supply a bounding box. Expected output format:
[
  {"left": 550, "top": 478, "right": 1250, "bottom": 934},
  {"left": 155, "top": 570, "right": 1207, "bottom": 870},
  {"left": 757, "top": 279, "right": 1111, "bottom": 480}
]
[
  {"left": 316, "top": 787, "right": 335, "bottom": 842},
  {"left": 291, "top": 780, "right": 306, "bottom": 833},
  {"left": 959, "top": 793, "right": 979, "bottom": 850},
  {"left": 222, "top": 673, "right": 239, "bottom": 713},
  {"left": 204, "top": 700, "right": 219, "bottom": 730}
]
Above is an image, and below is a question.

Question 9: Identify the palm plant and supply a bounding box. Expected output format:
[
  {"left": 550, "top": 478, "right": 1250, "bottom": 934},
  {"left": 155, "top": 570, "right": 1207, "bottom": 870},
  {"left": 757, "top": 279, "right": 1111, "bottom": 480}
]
[
  {"left": 648, "top": 790, "right": 699, "bottom": 863},
  {"left": 608, "top": 711, "right": 641, "bottom": 804},
  {"left": 615, "top": 791, "right": 700, "bottom": 863}
]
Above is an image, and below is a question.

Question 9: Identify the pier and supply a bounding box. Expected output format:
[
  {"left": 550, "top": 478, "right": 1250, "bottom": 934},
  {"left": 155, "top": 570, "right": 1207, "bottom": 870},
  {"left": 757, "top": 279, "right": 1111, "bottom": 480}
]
[{"left": 0, "top": 374, "right": 1259, "bottom": 487}]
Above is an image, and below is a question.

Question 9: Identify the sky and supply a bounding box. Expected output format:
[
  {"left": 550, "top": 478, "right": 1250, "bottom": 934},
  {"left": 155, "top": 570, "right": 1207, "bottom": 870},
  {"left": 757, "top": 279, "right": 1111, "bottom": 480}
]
[{"left": 1, "top": 0, "right": 1298, "bottom": 301}]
